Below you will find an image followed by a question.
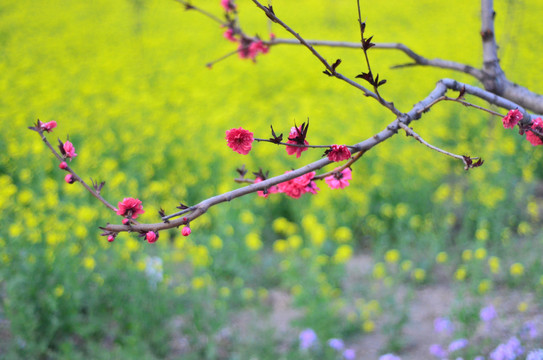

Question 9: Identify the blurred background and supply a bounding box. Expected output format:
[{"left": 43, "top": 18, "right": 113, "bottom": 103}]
[{"left": 1, "top": 0, "right": 543, "bottom": 358}]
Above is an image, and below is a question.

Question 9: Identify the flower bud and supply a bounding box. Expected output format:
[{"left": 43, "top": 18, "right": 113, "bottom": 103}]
[
  {"left": 181, "top": 226, "right": 191, "bottom": 237},
  {"left": 107, "top": 235, "right": 115, "bottom": 242},
  {"left": 65, "top": 173, "right": 75, "bottom": 184},
  {"left": 59, "top": 161, "right": 68, "bottom": 170}
]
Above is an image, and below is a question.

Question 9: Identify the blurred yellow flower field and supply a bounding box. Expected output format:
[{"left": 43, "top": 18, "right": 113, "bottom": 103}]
[{"left": 2, "top": 0, "right": 543, "bottom": 358}]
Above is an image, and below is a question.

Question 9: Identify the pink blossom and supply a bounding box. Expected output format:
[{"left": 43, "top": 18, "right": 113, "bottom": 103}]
[
  {"left": 223, "top": 28, "right": 237, "bottom": 42},
  {"left": 225, "top": 127, "right": 254, "bottom": 155},
  {"left": 63, "top": 141, "right": 77, "bottom": 160},
  {"left": 286, "top": 126, "right": 309, "bottom": 158},
  {"left": 42, "top": 121, "right": 57, "bottom": 132},
  {"left": 107, "top": 235, "right": 115, "bottom": 242},
  {"left": 526, "top": 117, "right": 543, "bottom": 146},
  {"left": 116, "top": 197, "right": 145, "bottom": 219},
  {"left": 181, "top": 226, "right": 191, "bottom": 236},
  {"left": 327, "top": 145, "right": 351, "bottom": 162},
  {"left": 146, "top": 231, "right": 158, "bottom": 243},
  {"left": 325, "top": 168, "right": 352, "bottom": 189},
  {"left": 59, "top": 161, "right": 68, "bottom": 170},
  {"left": 64, "top": 173, "right": 75, "bottom": 184},
  {"left": 220, "top": 0, "right": 236, "bottom": 12},
  {"left": 122, "top": 218, "right": 130, "bottom": 225},
  {"left": 254, "top": 177, "right": 279, "bottom": 198},
  {"left": 238, "top": 40, "right": 269, "bottom": 60},
  {"left": 277, "top": 171, "right": 318, "bottom": 199},
  {"left": 502, "top": 109, "right": 523, "bottom": 129}
]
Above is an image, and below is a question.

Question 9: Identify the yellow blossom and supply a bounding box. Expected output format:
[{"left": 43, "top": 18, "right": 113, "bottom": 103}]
[
  {"left": 510, "top": 263, "right": 524, "bottom": 277},
  {"left": 455, "top": 267, "right": 467, "bottom": 281},
  {"left": 240, "top": 210, "right": 254, "bottom": 224},
  {"left": 372, "top": 262, "right": 386, "bottom": 279},
  {"left": 412, "top": 268, "right": 426, "bottom": 282},
  {"left": 54, "top": 285, "right": 64, "bottom": 298},
  {"left": 462, "top": 249, "right": 473, "bottom": 262},
  {"left": 287, "top": 235, "right": 303, "bottom": 250},
  {"left": 475, "top": 228, "right": 489, "bottom": 242},
  {"left": 517, "top": 302, "right": 528, "bottom": 312},
  {"left": 83, "top": 256, "right": 95, "bottom": 271},
  {"left": 333, "top": 245, "right": 353, "bottom": 264},
  {"left": 384, "top": 249, "right": 400, "bottom": 264},
  {"left": 401, "top": 260, "right": 413, "bottom": 272},
  {"left": 488, "top": 256, "right": 500, "bottom": 274},
  {"left": 474, "top": 247, "right": 487, "bottom": 260},
  {"left": 245, "top": 232, "right": 262, "bottom": 251},
  {"left": 192, "top": 276, "right": 205, "bottom": 290},
  {"left": 435, "top": 252, "right": 448, "bottom": 263},
  {"left": 362, "top": 320, "right": 375, "bottom": 333},
  {"left": 273, "top": 239, "right": 288, "bottom": 253},
  {"left": 334, "top": 226, "right": 352, "bottom": 242},
  {"left": 210, "top": 235, "right": 223, "bottom": 249},
  {"left": 219, "top": 286, "right": 231, "bottom": 298},
  {"left": 478, "top": 279, "right": 492, "bottom": 294}
]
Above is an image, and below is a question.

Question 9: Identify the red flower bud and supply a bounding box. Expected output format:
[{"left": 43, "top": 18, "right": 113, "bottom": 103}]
[
  {"left": 107, "top": 235, "right": 115, "bottom": 242},
  {"left": 65, "top": 173, "right": 75, "bottom": 184},
  {"left": 146, "top": 231, "right": 158, "bottom": 243},
  {"left": 59, "top": 161, "right": 68, "bottom": 170},
  {"left": 181, "top": 226, "right": 191, "bottom": 237}
]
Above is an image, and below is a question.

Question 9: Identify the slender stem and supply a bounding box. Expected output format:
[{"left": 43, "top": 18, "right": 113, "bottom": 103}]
[
  {"left": 398, "top": 122, "right": 475, "bottom": 163},
  {"left": 173, "top": 0, "right": 227, "bottom": 26},
  {"left": 313, "top": 150, "right": 365, "bottom": 180},
  {"left": 254, "top": 138, "right": 355, "bottom": 149},
  {"left": 37, "top": 131, "right": 117, "bottom": 212}
]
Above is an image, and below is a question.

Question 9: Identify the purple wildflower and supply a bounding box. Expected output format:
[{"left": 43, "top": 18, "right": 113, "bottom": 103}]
[
  {"left": 343, "top": 349, "right": 356, "bottom": 360},
  {"left": 520, "top": 321, "right": 537, "bottom": 340},
  {"left": 448, "top": 338, "right": 469, "bottom": 352},
  {"left": 480, "top": 305, "right": 497, "bottom": 322},
  {"left": 379, "top": 354, "right": 402, "bottom": 360},
  {"left": 430, "top": 344, "right": 448, "bottom": 358},
  {"left": 299, "top": 328, "right": 318, "bottom": 350},
  {"left": 527, "top": 349, "right": 543, "bottom": 360},
  {"left": 328, "top": 338, "right": 344, "bottom": 351},
  {"left": 434, "top": 317, "right": 454, "bottom": 335},
  {"left": 490, "top": 337, "right": 523, "bottom": 360}
]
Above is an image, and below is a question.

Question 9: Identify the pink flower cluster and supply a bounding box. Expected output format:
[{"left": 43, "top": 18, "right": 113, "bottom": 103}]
[
  {"left": 225, "top": 127, "right": 254, "bottom": 155},
  {"left": 325, "top": 168, "right": 352, "bottom": 189},
  {"left": 327, "top": 145, "right": 351, "bottom": 162},
  {"left": 42, "top": 121, "right": 57, "bottom": 132},
  {"left": 238, "top": 39, "right": 269, "bottom": 60},
  {"left": 116, "top": 197, "right": 145, "bottom": 219},
  {"left": 527, "top": 117, "right": 543, "bottom": 146},
  {"left": 502, "top": 109, "right": 522, "bottom": 129},
  {"left": 286, "top": 126, "right": 309, "bottom": 158},
  {"left": 501, "top": 109, "right": 543, "bottom": 146},
  {"left": 63, "top": 141, "right": 77, "bottom": 161},
  {"left": 277, "top": 171, "right": 319, "bottom": 199},
  {"left": 220, "top": 0, "right": 236, "bottom": 12},
  {"left": 254, "top": 177, "right": 279, "bottom": 198}
]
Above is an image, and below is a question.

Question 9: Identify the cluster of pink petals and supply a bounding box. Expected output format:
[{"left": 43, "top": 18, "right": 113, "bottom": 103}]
[
  {"left": 286, "top": 126, "right": 309, "bottom": 158},
  {"left": 226, "top": 127, "right": 254, "bottom": 155},
  {"left": 526, "top": 117, "right": 543, "bottom": 146},
  {"left": 146, "top": 231, "right": 158, "bottom": 243},
  {"left": 502, "top": 109, "right": 523, "bottom": 129},
  {"left": 255, "top": 177, "right": 279, "bottom": 198},
  {"left": 181, "top": 226, "right": 191, "bottom": 236},
  {"left": 238, "top": 40, "right": 269, "bottom": 60},
  {"left": 277, "top": 171, "right": 319, "bottom": 199},
  {"left": 65, "top": 173, "right": 75, "bottom": 184},
  {"left": 42, "top": 121, "right": 57, "bottom": 132},
  {"left": 220, "top": 0, "right": 236, "bottom": 12},
  {"left": 116, "top": 197, "right": 145, "bottom": 219},
  {"left": 327, "top": 145, "right": 351, "bottom": 162},
  {"left": 63, "top": 141, "right": 77, "bottom": 160},
  {"left": 325, "top": 168, "right": 352, "bottom": 189},
  {"left": 223, "top": 28, "right": 237, "bottom": 42}
]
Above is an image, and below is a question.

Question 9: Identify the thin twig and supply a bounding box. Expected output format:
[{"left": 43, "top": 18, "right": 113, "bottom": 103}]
[
  {"left": 37, "top": 131, "right": 117, "bottom": 212},
  {"left": 173, "top": 0, "right": 227, "bottom": 26},
  {"left": 254, "top": 138, "right": 356, "bottom": 149}
]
